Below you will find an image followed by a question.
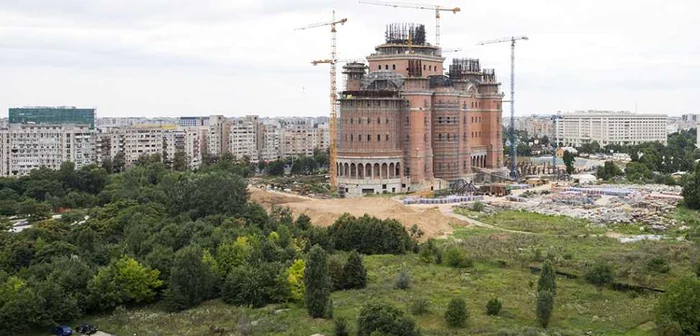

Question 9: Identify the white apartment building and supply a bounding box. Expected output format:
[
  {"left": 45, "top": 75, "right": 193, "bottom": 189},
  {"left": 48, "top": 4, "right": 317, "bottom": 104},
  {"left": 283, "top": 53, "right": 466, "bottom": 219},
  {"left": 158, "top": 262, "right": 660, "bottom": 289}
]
[
  {"left": 229, "top": 115, "right": 260, "bottom": 161},
  {"left": 208, "top": 115, "right": 229, "bottom": 157},
  {"left": 259, "top": 123, "right": 281, "bottom": 162},
  {"left": 280, "top": 122, "right": 330, "bottom": 158},
  {"left": 555, "top": 111, "right": 667, "bottom": 147},
  {"left": 0, "top": 124, "right": 94, "bottom": 176}
]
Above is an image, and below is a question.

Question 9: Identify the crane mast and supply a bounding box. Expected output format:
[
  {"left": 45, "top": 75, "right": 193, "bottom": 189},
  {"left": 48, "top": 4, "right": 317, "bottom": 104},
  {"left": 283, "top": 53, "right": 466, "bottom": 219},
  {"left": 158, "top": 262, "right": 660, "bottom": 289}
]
[
  {"left": 477, "top": 36, "right": 529, "bottom": 179},
  {"left": 296, "top": 11, "right": 347, "bottom": 191},
  {"left": 358, "top": 0, "right": 460, "bottom": 46}
]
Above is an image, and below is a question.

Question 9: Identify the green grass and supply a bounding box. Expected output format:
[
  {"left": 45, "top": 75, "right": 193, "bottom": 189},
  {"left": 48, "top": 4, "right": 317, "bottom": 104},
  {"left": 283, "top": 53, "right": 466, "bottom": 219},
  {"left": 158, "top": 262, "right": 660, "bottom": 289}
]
[{"left": 457, "top": 209, "right": 607, "bottom": 236}]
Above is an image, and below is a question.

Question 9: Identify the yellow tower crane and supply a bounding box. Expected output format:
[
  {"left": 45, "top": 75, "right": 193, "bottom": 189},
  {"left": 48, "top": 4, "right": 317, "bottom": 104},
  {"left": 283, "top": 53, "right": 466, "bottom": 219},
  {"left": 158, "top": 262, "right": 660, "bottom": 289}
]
[
  {"left": 295, "top": 11, "right": 347, "bottom": 191},
  {"left": 358, "top": 0, "right": 460, "bottom": 46}
]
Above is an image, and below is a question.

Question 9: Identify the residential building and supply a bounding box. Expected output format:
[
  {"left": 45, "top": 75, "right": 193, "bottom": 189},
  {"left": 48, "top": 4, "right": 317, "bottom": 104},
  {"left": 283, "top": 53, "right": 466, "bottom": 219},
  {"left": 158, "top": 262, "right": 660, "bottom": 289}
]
[
  {"left": 554, "top": 111, "right": 667, "bottom": 147},
  {"left": 178, "top": 116, "right": 210, "bottom": 127},
  {"left": 208, "top": 115, "right": 229, "bottom": 157},
  {"left": 336, "top": 23, "right": 504, "bottom": 196},
  {"left": 0, "top": 124, "right": 94, "bottom": 176},
  {"left": 514, "top": 116, "right": 554, "bottom": 139},
  {"left": 10, "top": 106, "right": 95, "bottom": 129},
  {"left": 229, "top": 115, "right": 260, "bottom": 160},
  {"left": 259, "top": 123, "right": 281, "bottom": 162}
]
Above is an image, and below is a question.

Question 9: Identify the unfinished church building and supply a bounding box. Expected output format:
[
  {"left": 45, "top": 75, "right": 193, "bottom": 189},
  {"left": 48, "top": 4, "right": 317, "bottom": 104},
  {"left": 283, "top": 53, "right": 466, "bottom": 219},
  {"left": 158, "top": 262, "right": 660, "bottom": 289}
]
[{"left": 336, "top": 23, "right": 505, "bottom": 197}]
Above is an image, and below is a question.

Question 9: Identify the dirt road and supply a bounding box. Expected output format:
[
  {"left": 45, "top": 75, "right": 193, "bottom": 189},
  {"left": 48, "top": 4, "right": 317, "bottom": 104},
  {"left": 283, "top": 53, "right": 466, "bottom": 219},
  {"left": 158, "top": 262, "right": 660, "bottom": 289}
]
[{"left": 249, "top": 187, "right": 468, "bottom": 239}]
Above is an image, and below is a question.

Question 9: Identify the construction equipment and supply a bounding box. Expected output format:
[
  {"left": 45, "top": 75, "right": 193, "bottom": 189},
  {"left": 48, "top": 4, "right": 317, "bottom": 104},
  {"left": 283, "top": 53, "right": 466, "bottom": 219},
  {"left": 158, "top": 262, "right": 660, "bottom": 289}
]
[
  {"left": 477, "top": 36, "right": 529, "bottom": 179},
  {"left": 295, "top": 11, "right": 348, "bottom": 191},
  {"left": 358, "top": 0, "right": 460, "bottom": 46}
]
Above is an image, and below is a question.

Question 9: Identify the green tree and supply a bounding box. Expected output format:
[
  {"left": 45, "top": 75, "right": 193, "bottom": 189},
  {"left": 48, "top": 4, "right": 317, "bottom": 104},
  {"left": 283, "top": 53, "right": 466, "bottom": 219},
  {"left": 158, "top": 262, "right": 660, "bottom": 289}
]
[
  {"left": 444, "top": 298, "right": 468, "bottom": 328},
  {"left": 304, "top": 245, "right": 331, "bottom": 318},
  {"left": 357, "top": 302, "right": 420, "bottom": 336},
  {"left": 682, "top": 163, "right": 700, "bottom": 209},
  {"left": 222, "top": 265, "right": 266, "bottom": 307},
  {"left": 537, "top": 260, "right": 556, "bottom": 296},
  {"left": 536, "top": 290, "right": 554, "bottom": 329},
  {"left": 167, "top": 246, "right": 217, "bottom": 311},
  {"left": 286, "top": 259, "right": 305, "bottom": 302},
  {"left": 16, "top": 199, "right": 51, "bottom": 220},
  {"left": 597, "top": 161, "right": 624, "bottom": 180},
  {"left": 584, "top": 261, "right": 615, "bottom": 293},
  {"left": 328, "top": 256, "right": 344, "bottom": 291},
  {"left": 563, "top": 150, "right": 576, "bottom": 175},
  {"left": 216, "top": 236, "right": 251, "bottom": 277},
  {"left": 172, "top": 151, "right": 188, "bottom": 171},
  {"left": 342, "top": 251, "right": 367, "bottom": 289},
  {"left": 87, "top": 256, "right": 163, "bottom": 311},
  {"left": 656, "top": 276, "right": 700, "bottom": 334},
  {"left": 486, "top": 298, "right": 502, "bottom": 316},
  {"left": 625, "top": 161, "right": 653, "bottom": 181}
]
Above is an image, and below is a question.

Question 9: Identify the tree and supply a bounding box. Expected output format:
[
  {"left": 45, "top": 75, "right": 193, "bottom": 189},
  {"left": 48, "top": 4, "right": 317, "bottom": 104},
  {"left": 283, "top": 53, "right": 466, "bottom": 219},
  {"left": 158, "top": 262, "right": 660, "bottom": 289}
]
[
  {"left": 216, "top": 236, "right": 251, "bottom": 277},
  {"left": 357, "top": 302, "right": 420, "bottom": 336},
  {"left": 656, "top": 276, "right": 700, "bottom": 334},
  {"left": 167, "top": 246, "right": 217, "bottom": 311},
  {"left": 394, "top": 268, "right": 410, "bottom": 290},
  {"left": 444, "top": 298, "right": 468, "bottom": 328},
  {"left": 172, "top": 151, "right": 188, "bottom": 171},
  {"left": 266, "top": 159, "right": 286, "bottom": 176},
  {"left": 537, "top": 260, "right": 556, "bottom": 296},
  {"left": 222, "top": 265, "right": 267, "bottom": 308},
  {"left": 16, "top": 199, "right": 50, "bottom": 220},
  {"left": 682, "top": 163, "right": 700, "bottom": 210},
  {"left": 304, "top": 245, "right": 331, "bottom": 318},
  {"left": 584, "top": 261, "right": 615, "bottom": 293},
  {"left": 444, "top": 246, "right": 472, "bottom": 268},
  {"left": 342, "top": 251, "right": 367, "bottom": 289},
  {"left": 563, "top": 150, "right": 575, "bottom": 175},
  {"left": 625, "top": 161, "right": 653, "bottom": 181},
  {"left": 536, "top": 290, "right": 554, "bottom": 329},
  {"left": 87, "top": 256, "right": 163, "bottom": 311},
  {"left": 112, "top": 151, "right": 126, "bottom": 173},
  {"left": 328, "top": 256, "right": 344, "bottom": 291},
  {"left": 286, "top": 259, "right": 305, "bottom": 302},
  {"left": 597, "top": 161, "right": 624, "bottom": 180}
]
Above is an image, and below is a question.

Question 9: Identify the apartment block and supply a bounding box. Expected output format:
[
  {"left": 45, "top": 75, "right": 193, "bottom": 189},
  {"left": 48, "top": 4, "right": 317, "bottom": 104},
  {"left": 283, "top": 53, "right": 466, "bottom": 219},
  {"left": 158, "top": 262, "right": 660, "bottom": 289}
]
[
  {"left": 555, "top": 111, "right": 667, "bottom": 147},
  {"left": 0, "top": 124, "right": 94, "bottom": 176},
  {"left": 229, "top": 115, "right": 260, "bottom": 161}
]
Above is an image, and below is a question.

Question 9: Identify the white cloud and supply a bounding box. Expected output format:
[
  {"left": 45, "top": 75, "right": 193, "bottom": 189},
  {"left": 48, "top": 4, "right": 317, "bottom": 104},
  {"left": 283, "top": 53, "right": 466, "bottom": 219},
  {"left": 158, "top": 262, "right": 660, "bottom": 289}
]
[{"left": 0, "top": 0, "right": 698, "bottom": 117}]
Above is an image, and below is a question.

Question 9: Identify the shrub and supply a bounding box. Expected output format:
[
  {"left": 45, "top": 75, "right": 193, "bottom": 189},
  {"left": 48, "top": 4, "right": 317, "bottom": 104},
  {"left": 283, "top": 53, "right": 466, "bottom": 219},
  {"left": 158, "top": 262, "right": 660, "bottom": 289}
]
[
  {"left": 444, "top": 246, "right": 472, "bottom": 268},
  {"left": 334, "top": 317, "right": 349, "bottom": 336},
  {"left": 486, "top": 298, "right": 502, "bottom": 316},
  {"left": 329, "top": 214, "right": 413, "bottom": 255},
  {"left": 695, "top": 263, "right": 700, "bottom": 278},
  {"left": 536, "top": 290, "right": 554, "bottom": 329},
  {"left": 222, "top": 266, "right": 266, "bottom": 308},
  {"left": 342, "top": 251, "right": 367, "bottom": 289},
  {"left": 395, "top": 268, "right": 410, "bottom": 290},
  {"left": 328, "top": 256, "right": 344, "bottom": 291},
  {"left": 410, "top": 298, "right": 430, "bottom": 315},
  {"left": 584, "top": 261, "right": 615, "bottom": 292},
  {"left": 418, "top": 245, "right": 434, "bottom": 263},
  {"left": 357, "top": 302, "right": 420, "bottom": 336},
  {"left": 647, "top": 256, "right": 671, "bottom": 274},
  {"left": 656, "top": 276, "right": 700, "bottom": 334},
  {"left": 471, "top": 201, "right": 484, "bottom": 212},
  {"left": 444, "top": 298, "right": 468, "bottom": 328}
]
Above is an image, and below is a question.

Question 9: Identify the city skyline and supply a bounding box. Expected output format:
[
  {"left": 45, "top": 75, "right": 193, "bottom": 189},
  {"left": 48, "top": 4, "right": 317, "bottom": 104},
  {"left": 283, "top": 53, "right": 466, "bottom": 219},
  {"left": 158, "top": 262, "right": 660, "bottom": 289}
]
[{"left": 0, "top": 0, "right": 698, "bottom": 118}]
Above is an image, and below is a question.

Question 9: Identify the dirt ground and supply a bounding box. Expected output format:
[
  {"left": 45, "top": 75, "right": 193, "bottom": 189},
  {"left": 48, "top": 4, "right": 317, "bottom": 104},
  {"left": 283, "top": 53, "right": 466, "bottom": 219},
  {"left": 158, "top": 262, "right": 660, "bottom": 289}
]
[{"left": 249, "top": 187, "right": 468, "bottom": 239}]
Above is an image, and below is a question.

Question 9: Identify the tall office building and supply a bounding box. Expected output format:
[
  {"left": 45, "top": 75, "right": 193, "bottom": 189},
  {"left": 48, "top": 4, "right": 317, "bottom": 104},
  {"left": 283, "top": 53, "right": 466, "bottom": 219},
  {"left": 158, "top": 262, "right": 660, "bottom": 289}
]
[
  {"left": 336, "top": 23, "right": 504, "bottom": 196},
  {"left": 554, "top": 111, "right": 667, "bottom": 147},
  {"left": 9, "top": 107, "right": 95, "bottom": 129}
]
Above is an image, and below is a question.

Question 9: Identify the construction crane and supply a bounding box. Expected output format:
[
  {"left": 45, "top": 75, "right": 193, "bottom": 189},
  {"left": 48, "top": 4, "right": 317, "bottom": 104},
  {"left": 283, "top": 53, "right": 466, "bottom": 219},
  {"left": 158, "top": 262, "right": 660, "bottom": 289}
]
[
  {"left": 295, "top": 11, "right": 347, "bottom": 191},
  {"left": 477, "top": 36, "right": 529, "bottom": 179},
  {"left": 358, "top": 0, "right": 460, "bottom": 46}
]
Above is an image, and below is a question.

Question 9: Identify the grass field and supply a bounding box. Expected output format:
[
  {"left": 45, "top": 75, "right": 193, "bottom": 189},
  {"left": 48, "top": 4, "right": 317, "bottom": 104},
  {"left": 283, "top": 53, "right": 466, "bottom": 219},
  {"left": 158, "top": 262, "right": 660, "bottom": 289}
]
[{"left": 455, "top": 209, "right": 607, "bottom": 236}]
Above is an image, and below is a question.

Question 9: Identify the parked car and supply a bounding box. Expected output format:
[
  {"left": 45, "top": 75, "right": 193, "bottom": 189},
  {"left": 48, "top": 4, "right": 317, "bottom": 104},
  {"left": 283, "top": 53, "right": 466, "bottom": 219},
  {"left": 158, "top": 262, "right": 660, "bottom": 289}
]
[
  {"left": 51, "top": 325, "right": 73, "bottom": 336},
  {"left": 76, "top": 324, "right": 98, "bottom": 335}
]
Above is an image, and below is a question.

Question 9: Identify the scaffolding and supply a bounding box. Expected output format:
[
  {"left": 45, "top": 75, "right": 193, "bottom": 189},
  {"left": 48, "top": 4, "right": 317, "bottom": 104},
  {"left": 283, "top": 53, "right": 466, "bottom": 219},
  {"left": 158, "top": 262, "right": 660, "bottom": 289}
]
[
  {"left": 385, "top": 23, "right": 426, "bottom": 45},
  {"left": 448, "top": 58, "right": 481, "bottom": 80}
]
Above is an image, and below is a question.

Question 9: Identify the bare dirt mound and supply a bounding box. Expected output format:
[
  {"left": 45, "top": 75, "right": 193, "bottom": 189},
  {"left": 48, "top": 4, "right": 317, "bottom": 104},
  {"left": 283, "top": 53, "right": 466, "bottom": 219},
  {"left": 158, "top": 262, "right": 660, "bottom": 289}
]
[{"left": 249, "top": 187, "right": 467, "bottom": 239}]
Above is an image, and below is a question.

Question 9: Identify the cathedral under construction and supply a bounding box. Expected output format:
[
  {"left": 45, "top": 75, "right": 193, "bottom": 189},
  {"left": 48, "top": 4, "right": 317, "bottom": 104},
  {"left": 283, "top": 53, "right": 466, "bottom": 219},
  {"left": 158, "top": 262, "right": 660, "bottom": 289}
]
[{"left": 336, "top": 23, "right": 505, "bottom": 197}]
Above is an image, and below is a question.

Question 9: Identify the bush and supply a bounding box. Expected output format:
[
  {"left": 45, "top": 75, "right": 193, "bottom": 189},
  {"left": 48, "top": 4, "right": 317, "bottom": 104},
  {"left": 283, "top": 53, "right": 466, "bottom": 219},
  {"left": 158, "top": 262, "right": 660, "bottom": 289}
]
[
  {"left": 444, "top": 298, "right": 468, "bottom": 328},
  {"left": 334, "top": 317, "right": 349, "bottom": 336},
  {"left": 410, "top": 298, "right": 430, "bottom": 315},
  {"left": 486, "top": 298, "right": 502, "bottom": 316},
  {"left": 395, "top": 268, "right": 410, "bottom": 290},
  {"left": 647, "top": 256, "right": 671, "bottom": 274},
  {"left": 584, "top": 261, "right": 615, "bottom": 292},
  {"left": 656, "top": 276, "right": 700, "bottom": 335},
  {"left": 471, "top": 201, "right": 484, "bottom": 212},
  {"left": 444, "top": 246, "right": 472, "bottom": 268},
  {"left": 537, "top": 260, "right": 556, "bottom": 296},
  {"left": 357, "top": 302, "right": 420, "bottom": 336},
  {"left": 222, "top": 266, "right": 266, "bottom": 308},
  {"left": 695, "top": 263, "right": 700, "bottom": 278},
  {"left": 329, "top": 214, "right": 413, "bottom": 255},
  {"left": 342, "top": 251, "right": 367, "bottom": 289},
  {"left": 328, "top": 256, "right": 344, "bottom": 291}
]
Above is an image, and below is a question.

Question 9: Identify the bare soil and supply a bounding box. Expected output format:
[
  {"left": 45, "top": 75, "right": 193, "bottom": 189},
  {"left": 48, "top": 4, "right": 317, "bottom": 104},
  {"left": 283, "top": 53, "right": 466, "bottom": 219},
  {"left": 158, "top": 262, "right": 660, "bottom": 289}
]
[{"left": 249, "top": 187, "right": 467, "bottom": 239}]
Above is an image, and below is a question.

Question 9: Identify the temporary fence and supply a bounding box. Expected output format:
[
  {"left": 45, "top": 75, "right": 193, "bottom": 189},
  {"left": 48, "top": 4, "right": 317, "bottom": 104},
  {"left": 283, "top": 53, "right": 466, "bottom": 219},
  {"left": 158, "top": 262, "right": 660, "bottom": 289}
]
[
  {"left": 402, "top": 195, "right": 484, "bottom": 205},
  {"left": 565, "top": 187, "right": 632, "bottom": 197}
]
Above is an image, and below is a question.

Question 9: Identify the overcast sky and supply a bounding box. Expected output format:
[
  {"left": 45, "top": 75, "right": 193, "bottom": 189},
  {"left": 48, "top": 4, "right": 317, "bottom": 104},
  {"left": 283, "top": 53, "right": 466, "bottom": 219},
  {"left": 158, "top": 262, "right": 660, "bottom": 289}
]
[{"left": 0, "top": 0, "right": 698, "bottom": 118}]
